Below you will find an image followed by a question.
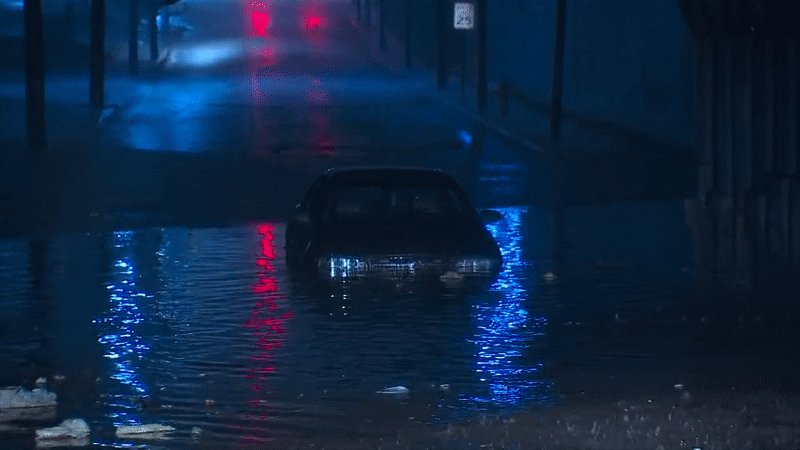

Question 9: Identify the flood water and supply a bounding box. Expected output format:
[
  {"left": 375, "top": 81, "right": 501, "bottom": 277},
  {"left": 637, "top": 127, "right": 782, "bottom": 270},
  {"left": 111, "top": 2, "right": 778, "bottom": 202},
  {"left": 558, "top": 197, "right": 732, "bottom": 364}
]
[{"left": 3, "top": 201, "right": 798, "bottom": 448}]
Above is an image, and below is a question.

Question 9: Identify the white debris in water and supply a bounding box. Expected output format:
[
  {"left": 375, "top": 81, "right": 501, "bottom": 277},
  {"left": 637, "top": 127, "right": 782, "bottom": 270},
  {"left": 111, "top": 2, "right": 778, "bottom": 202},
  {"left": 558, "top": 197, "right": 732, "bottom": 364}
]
[
  {"left": 35, "top": 419, "right": 90, "bottom": 440},
  {"left": 115, "top": 423, "right": 176, "bottom": 438},
  {"left": 542, "top": 272, "right": 557, "bottom": 282},
  {"left": 35, "top": 377, "right": 47, "bottom": 386},
  {"left": 674, "top": 384, "right": 685, "bottom": 391},
  {"left": 439, "top": 384, "right": 451, "bottom": 391},
  {"left": 0, "top": 387, "right": 57, "bottom": 409},
  {"left": 376, "top": 386, "right": 409, "bottom": 395},
  {"left": 34, "top": 437, "right": 91, "bottom": 449}
]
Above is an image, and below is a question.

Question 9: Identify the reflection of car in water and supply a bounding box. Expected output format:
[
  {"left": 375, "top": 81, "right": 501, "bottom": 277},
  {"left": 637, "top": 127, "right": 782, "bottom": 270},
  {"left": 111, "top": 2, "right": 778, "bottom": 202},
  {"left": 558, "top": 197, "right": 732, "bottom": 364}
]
[{"left": 286, "top": 167, "right": 502, "bottom": 285}]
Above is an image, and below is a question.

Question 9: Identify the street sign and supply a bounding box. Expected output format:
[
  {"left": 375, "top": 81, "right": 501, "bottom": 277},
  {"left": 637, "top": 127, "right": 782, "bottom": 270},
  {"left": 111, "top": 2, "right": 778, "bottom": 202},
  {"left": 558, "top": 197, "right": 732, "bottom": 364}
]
[{"left": 453, "top": 2, "right": 474, "bottom": 30}]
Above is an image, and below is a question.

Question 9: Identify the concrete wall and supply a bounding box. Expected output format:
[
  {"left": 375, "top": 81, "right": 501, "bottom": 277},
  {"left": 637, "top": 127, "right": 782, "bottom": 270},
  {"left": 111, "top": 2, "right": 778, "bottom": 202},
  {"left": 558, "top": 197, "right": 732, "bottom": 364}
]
[
  {"left": 370, "top": 0, "right": 694, "bottom": 148},
  {"left": 689, "top": 37, "right": 800, "bottom": 287},
  {"left": 487, "top": 0, "right": 694, "bottom": 147}
]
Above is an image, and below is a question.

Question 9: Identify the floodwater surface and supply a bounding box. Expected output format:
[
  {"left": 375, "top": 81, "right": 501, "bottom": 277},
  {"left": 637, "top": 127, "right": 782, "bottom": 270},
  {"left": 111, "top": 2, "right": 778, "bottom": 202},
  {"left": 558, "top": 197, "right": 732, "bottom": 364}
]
[{"left": 3, "top": 202, "right": 799, "bottom": 448}]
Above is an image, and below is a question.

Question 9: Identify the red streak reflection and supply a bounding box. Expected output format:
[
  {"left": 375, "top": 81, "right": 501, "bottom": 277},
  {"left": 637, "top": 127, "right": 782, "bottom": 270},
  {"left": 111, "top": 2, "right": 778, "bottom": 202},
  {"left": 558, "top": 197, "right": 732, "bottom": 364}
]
[{"left": 241, "top": 223, "right": 293, "bottom": 442}]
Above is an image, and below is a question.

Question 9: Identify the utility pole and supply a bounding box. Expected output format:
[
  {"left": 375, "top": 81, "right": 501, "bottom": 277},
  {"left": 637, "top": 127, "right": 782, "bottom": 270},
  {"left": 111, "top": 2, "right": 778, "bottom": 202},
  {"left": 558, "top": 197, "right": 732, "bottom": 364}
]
[
  {"left": 162, "top": 3, "right": 171, "bottom": 40},
  {"left": 24, "top": 0, "right": 47, "bottom": 152},
  {"left": 476, "top": 0, "right": 488, "bottom": 111},
  {"left": 148, "top": 0, "right": 159, "bottom": 61},
  {"left": 550, "top": 0, "right": 567, "bottom": 142},
  {"left": 128, "top": 0, "right": 139, "bottom": 75},
  {"left": 378, "top": 0, "right": 387, "bottom": 52},
  {"left": 90, "top": 0, "right": 106, "bottom": 108},
  {"left": 404, "top": 0, "right": 413, "bottom": 69},
  {"left": 436, "top": 0, "right": 448, "bottom": 89}
]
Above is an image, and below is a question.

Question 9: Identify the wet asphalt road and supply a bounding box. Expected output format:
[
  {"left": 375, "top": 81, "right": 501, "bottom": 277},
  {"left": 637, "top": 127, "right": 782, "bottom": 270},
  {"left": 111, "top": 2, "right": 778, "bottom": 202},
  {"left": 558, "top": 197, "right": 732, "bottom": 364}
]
[{"left": 1, "top": 0, "right": 799, "bottom": 448}]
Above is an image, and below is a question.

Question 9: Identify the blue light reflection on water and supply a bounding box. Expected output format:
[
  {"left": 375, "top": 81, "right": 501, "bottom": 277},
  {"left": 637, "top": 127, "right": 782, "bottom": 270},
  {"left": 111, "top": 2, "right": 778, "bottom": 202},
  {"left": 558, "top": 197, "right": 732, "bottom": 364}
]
[
  {"left": 465, "top": 207, "right": 554, "bottom": 409},
  {"left": 92, "top": 231, "right": 152, "bottom": 426}
]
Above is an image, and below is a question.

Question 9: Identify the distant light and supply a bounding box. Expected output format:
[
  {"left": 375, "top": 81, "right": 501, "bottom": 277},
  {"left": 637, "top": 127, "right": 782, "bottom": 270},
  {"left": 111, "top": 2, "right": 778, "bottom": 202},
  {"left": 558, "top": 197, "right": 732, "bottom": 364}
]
[
  {"left": 173, "top": 40, "right": 244, "bottom": 68},
  {"left": 305, "top": 15, "right": 323, "bottom": 30},
  {"left": 458, "top": 130, "right": 473, "bottom": 146},
  {"left": 250, "top": 11, "right": 271, "bottom": 36},
  {"left": 1, "top": 1, "right": 23, "bottom": 10}
]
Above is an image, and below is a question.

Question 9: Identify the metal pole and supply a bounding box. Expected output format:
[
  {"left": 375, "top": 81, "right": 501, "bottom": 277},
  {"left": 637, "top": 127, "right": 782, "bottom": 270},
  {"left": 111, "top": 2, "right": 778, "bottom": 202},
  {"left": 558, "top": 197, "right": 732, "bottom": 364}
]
[
  {"left": 24, "top": 0, "right": 47, "bottom": 152},
  {"left": 149, "top": 1, "right": 158, "bottom": 61},
  {"left": 378, "top": 0, "right": 387, "bottom": 51},
  {"left": 128, "top": 0, "right": 139, "bottom": 75},
  {"left": 162, "top": 3, "right": 171, "bottom": 40},
  {"left": 404, "top": 0, "right": 412, "bottom": 69},
  {"left": 550, "top": 0, "right": 567, "bottom": 142},
  {"left": 64, "top": 0, "right": 75, "bottom": 41},
  {"left": 476, "top": 0, "right": 488, "bottom": 111},
  {"left": 90, "top": 0, "right": 106, "bottom": 108},
  {"left": 436, "top": 0, "right": 448, "bottom": 89}
]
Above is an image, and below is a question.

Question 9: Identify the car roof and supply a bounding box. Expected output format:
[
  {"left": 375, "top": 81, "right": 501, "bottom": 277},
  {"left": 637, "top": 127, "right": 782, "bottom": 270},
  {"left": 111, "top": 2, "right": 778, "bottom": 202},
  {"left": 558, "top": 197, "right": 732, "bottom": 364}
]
[{"left": 322, "top": 166, "right": 455, "bottom": 185}]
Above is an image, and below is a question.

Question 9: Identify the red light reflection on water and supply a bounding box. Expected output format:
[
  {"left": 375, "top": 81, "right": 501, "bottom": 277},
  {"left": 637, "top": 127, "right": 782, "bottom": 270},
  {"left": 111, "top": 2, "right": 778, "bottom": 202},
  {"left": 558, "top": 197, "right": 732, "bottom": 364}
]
[
  {"left": 309, "top": 106, "right": 335, "bottom": 154},
  {"left": 241, "top": 223, "right": 293, "bottom": 443}
]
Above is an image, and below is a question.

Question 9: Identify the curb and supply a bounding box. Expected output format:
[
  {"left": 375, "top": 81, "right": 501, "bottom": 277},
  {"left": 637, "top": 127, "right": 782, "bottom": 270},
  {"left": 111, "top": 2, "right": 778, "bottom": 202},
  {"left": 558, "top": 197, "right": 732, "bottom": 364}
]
[
  {"left": 348, "top": 17, "right": 552, "bottom": 154},
  {"left": 436, "top": 94, "right": 549, "bottom": 154}
]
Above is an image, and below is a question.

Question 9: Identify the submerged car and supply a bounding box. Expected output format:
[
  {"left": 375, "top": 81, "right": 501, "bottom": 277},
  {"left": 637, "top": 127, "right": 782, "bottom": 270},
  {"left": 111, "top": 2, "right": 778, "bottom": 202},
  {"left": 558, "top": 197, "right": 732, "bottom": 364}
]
[{"left": 285, "top": 167, "right": 502, "bottom": 283}]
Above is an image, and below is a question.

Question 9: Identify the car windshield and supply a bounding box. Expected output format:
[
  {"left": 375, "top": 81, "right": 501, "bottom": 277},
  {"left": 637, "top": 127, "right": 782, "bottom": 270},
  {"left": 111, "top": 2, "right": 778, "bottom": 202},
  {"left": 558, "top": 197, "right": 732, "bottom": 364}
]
[{"left": 320, "top": 184, "right": 469, "bottom": 225}]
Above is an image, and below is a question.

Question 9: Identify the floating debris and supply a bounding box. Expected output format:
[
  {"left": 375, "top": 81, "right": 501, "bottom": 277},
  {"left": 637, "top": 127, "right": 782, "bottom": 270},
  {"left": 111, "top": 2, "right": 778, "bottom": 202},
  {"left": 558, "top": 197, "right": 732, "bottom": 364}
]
[
  {"left": 35, "top": 437, "right": 90, "bottom": 449},
  {"left": 438, "top": 384, "right": 451, "bottom": 391},
  {"left": 35, "top": 419, "right": 90, "bottom": 440},
  {"left": 376, "top": 386, "right": 409, "bottom": 395},
  {"left": 115, "top": 423, "right": 176, "bottom": 439},
  {"left": 542, "top": 272, "right": 557, "bottom": 282},
  {"left": 0, "top": 387, "right": 57, "bottom": 409},
  {"left": 35, "top": 377, "right": 47, "bottom": 387}
]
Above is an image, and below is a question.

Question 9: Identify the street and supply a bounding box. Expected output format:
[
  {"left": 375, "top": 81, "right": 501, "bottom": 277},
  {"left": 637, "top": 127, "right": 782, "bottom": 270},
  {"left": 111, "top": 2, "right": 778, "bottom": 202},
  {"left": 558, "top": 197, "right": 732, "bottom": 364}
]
[{"left": 1, "top": 0, "right": 799, "bottom": 448}]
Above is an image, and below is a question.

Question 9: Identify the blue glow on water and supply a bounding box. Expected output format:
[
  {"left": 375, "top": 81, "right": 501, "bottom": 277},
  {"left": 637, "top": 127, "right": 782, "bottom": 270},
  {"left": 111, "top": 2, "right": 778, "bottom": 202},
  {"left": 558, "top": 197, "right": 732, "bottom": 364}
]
[
  {"left": 93, "top": 231, "right": 152, "bottom": 426},
  {"left": 466, "top": 207, "right": 554, "bottom": 409}
]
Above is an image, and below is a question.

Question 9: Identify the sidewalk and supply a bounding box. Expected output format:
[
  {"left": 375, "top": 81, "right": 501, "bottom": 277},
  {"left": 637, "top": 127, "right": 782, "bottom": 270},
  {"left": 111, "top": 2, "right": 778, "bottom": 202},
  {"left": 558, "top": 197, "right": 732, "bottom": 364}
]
[
  {"left": 440, "top": 79, "right": 697, "bottom": 204},
  {"left": 0, "top": 14, "right": 180, "bottom": 153},
  {"left": 0, "top": 65, "right": 168, "bottom": 152},
  {"left": 0, "top": 23, "right": 183, "bottom": 236},
  {"left": 351, "top": 16, "right": 696, "bottom": 205}
]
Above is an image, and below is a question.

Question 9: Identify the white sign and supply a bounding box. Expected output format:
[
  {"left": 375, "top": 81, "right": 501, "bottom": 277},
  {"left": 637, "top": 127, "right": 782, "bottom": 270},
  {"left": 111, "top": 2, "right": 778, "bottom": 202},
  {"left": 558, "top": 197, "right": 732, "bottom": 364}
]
[{"left": 454, "top": 3, "right": 475, "bottom": 30}]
